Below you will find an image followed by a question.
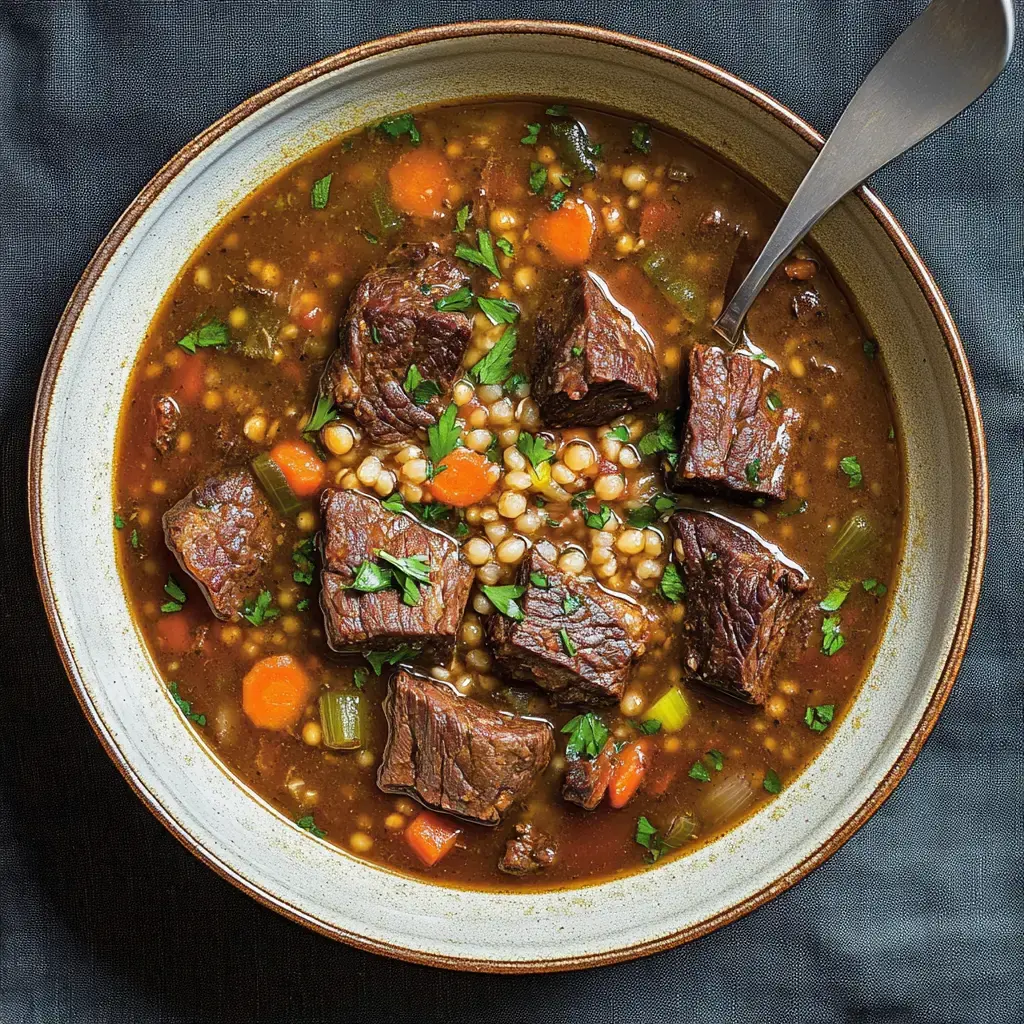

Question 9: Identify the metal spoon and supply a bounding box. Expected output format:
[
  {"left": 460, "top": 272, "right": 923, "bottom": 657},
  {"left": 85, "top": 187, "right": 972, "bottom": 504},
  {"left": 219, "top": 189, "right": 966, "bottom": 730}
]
[{"left": 713, "top": 0, "right": 1014, "bottom": 347}]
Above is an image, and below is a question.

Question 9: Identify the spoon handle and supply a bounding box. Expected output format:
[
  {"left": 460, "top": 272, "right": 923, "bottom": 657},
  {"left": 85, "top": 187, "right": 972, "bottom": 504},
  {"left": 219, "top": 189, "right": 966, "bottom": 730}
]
[{"left": 714, "top": 0, "right": 1014, "bottom": 347}]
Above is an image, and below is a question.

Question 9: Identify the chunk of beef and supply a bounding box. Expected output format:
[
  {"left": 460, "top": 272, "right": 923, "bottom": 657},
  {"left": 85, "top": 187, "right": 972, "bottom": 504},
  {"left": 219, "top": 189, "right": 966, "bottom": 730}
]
[
  {"left": 319, "top": 489, "right": 472, "bottom": 663},
  {"left": 152, "top": 395, "right": 180, "bottom": 454},
  {"left": 322, "top": 243, "right": 472, "bottom": 444},
  {"left": 561, "top": 739, "right": 616, "bottom": 810},
  {"left": 668, "top": 510, "right": 809, "bottom": 705},
  {"left": 675, "top": 343, "right": 801, "bottom": 500},
  {"left": 163, "top": 468, "right": 275, "bottom": 620},
  {"left": 378, "top": 671, "right": 553, "bottom": 825},
  {"left": 532, "top": 270, "right": 659, "bottom": 426},
  {"left": 487, "top": 550, "right": 648, "bottom": 706},
  {"left": 498, "top": 823, "right": 558, "bottom": 875}
]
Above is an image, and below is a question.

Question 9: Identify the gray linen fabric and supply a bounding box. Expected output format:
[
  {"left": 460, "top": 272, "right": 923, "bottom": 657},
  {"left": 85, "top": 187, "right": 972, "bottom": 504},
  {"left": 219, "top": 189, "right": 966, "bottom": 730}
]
[{"left": 1, "top": 2, "right": 1021, "bottom": 1021}]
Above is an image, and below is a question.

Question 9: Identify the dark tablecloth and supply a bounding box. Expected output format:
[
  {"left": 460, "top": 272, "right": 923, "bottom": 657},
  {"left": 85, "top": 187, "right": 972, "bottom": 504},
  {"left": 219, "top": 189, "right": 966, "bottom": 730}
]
[{"left": 1, "top": 2, "right": 1021, "bottom": 1021}]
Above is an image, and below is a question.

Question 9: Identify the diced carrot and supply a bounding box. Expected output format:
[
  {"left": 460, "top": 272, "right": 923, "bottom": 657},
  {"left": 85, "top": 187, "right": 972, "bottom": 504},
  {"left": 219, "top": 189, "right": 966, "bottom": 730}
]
[
  {"left": 530, "top": 200, "right": 596, "bottom": 265},
  {"left": 269, "top": 439, "right": 325, "bottom": 498},
  {"left": 639, "top": 199, "right": 683, "bottom": 239},
  {"left": 427, "top": 447, "right": 499, "bottom": 507},
  {"left": 404, "top": 810, "right": 462, "bottom": 866},
  {"left": 242, "top": 654, "right": 312, "bottom": 731},
  {"left": 155, "top": 612, "right": 194, "bottom": 655},
  {"left": 388, "top": 148, "right": 450, "bottom": 219},
  {"left": 290, "top": 289, "right": 325, "bottom": 333},
  {"left": 608, "top": 739, "right": 650, "bottom": 808},
  {"left": 176, "top": 352, "right": 206, "bottom": 403}
]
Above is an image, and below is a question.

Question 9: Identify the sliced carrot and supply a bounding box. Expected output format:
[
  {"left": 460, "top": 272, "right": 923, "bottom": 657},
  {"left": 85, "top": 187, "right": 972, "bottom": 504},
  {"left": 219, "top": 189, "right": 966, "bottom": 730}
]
[
  {"left": 388, "top": 148, "right": 450, "bottom": 219},
  {"left": 269, "top": 439, "right": 325, "bottom": 498},
  {"left": 427, "top": 447, "right": 498, "bottom": 507},
  {"left": 405, "top": 810, "right": 462, "bottom": 866},
  {"left": 242, "top": 654, "right": 312, "bottom": 731},
  {"left": 176, "top": 352, "right": 206, "bottom": 403},
  {"left": 530, "top": 199, "right": 595, "bottom": 265},
  {"left": 608, "top": 739, "right": 650, "bottom": 808},
  {"left": 155, "top": 612, "right": 194, "bottom": 655}
]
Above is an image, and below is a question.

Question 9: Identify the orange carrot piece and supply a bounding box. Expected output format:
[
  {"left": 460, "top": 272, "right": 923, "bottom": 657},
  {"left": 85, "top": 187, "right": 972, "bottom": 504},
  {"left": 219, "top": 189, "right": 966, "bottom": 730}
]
[
  {"left": 388, "top": 148, "right": 450, "bottom": 219},
  {"left": 405, "top": 810, "right": 462, "bottom": 866},
  {"left": 176, "top": 353, "right": 206, "bottom": 403},
  {"left": 427, "top": 446, "right": 498, "bottom": 507},
  {"left": 241, "top": 654, "right": 312, "bottom": 731},
  {"left": 608, "top": 739, "right": 650, "bottom": 808},
  {"left": 530, "top": 200, "right": 595, "bottom": 265},
  {"left": 269, "top": 439, "right": 325, "bottom": 498},
  {"left": 155, "top": 613, "right": 194, "bottom": 655}
]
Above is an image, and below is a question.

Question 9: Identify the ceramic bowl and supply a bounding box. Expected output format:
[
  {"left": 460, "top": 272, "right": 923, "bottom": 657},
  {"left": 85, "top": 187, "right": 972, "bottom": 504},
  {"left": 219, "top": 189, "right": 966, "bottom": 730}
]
[{"left": 29, "top": 22, "right": 987, "bottom": 971}]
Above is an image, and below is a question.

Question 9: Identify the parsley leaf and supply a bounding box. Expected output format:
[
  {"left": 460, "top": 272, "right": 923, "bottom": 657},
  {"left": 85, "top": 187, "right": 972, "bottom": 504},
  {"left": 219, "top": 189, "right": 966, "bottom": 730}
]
[
  {"left": 583, "top": 503, "right": 612, "bottom": 530},
  {"left": 631, "top": 122, "right": 652, "bottom": 153},
  {"left": 863, "top": 338, "right": 879, "bottom": 359},
  {"left": 469, "top": 325, "right": 518, "bottom": 385},
  {"left": 634, "top": 815, "right": 683, "bottom": 863},
  {"left": 113, "top": 512, "right": 125, "bottom": 529},
  {"left": 562, "top": 712, "right": 608, "bottom": 759},
  {"left": 296, "top": 598, "right": 310, "bottom": 612},
  {"left": 427, "top": 403, "right": 462, "bottom": 466},
  {"left": 311, "top": 173, "right": 332, "bottom": 209},
  {"left": 605, "top": 425, "right": 630, "bottom": 443},
  {"left": 706, "top": 749, "right": 725, "bottom": 771},
  {"left": 376, "top": 550, "right": 433, "bottom": 606},
  {"left": 495, "top": 237, "right": 515, "bottom": 258},
  {"left": 763, "top": 769, "right": 782, "bottom": 794},
  {"left": 840, "top": 455, "right": 863, "bottom": 488},
  {"left": 821, "top": 614, "right": 845, "bottom": 656},
  {"left": 549, "top": 190, "right": 567, "bottom": 211},
  {"left": 637, "top": 719, "right": 662, "bottom": 735},
  {"left": 292, "top": 539, "right": 316, "bottom": 585},
  {"left": 296, "top": 815, "right": 326, "bottom": 839},
  {"left": 477, "top": 296, "right": 520, "bottom": 325},
  {"left": 380, "top": 493, "right": 406, "bottom": 514},
  {"left": 804, "top": 704, "right": 835, "bottom": 733},
  {"left": 242, "top": 590, "right": 279, "bottom": 626},
  {"left": 766, "top": 391, "right": 782, "bottom": 412},
  {"left": 688, "top": 760, "right": 711, "bottom": 783},
  {"left": 521, "top": 122, "right": 541, "bottom": 145},
  {"left": 530, "top": 571, "right": 549, "bottom": 588},
  {"left": 161, "top": 575, "right": 187, "bottom": 614},
  {"left": 546, "top": 104, "right": 568, "bottom": 116},
  {"left": 745, "top": 459, "right": 762, "bottom": 486},
  {"left": 626, "top": 492, "right": 676, "bottom": 528},
  {"left": 353, "top": 667, "right": 369, "bottom": 691},
  {"left": 516, "top": 430, "right": 555, "bottom": 470},
  {"left": 819, "top": 581, "right": 852, "bottom": 612},
  {"left": 558, "top": 627, "right": 577, "bottom": 656},
  {"left": 862, "top": 578, "right": 888, "bottom": 597},
  {"left": 376, "top": 112, "right": 421, "bottom": 144},
  {"left": 403, "top": 364, "right": 442, "bottom": 406},
  {"left": 637, "top": 410, "right": 678, "bottom": 457},
  {"left": 434, "top": 285, "right": 474, "bottom": 312},
  {"left": 455, "top": 229, "right": 501, "bottom": 277},
  {"left": 345, "top": 559, "right": 394, "bottom": 595},
  {"left": 302, "top": 393, "right": 339, "bottom": 438},
  {"left": 561, "top": 594, "right": 582, "bottom": 615},
  {"left": 481, "top": 584, "right": 527, "bottom": 621},
  {"left": 168, "top": 682, "right": 206, "bottom": 726},
  {"left": 528, "top": 161, "right": 547, "bottom": 194},
  {"left": 454, "top": 204, "right": 471, "bottom": 232},
  {"left": 660, "top": 563, "right": 687, "bottom": 602},
  {"left": 505, "top": 371, "right": 529, "bottom": 396},
  {"left": 364, "top": 645, "right": 419, "bottom": 675},
  {"left": 177, "top": 319, "right": 229, "bottom": 354}
]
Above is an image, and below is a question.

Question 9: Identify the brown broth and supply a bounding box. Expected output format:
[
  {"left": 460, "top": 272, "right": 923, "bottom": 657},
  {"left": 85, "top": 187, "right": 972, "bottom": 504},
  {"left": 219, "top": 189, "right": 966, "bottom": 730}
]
[{"left": 113, "top": 100, "right": 903, "bottom": 889}]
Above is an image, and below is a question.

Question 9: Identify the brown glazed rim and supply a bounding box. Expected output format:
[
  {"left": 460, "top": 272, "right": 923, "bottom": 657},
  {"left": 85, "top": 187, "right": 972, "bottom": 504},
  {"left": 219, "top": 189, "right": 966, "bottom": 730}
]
[{"left": 28, "top": 20, "right": 989, "bottom": 972}]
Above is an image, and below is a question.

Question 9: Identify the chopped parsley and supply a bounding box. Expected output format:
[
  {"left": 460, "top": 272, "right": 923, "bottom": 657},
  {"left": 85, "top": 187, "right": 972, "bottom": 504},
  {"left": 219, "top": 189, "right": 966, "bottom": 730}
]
[
  {"left": 359, "top": 229, "right": 379, "bottom": 245},
  {"left": 706, "top": 749, "right": 725, "bottom": 771},
  {"left": 763, "top": 769, "right": 782, "bottom": 794},
  {"left": 455, "top": 229, "right": 501, "bottom": 277},
  {"left": 296, "top": 598, "right": 310, "bottom": 612},
  {"left": 296, "top": 815, "right": 326, "bottom": 839},
  {"left": 477, "top": 296, "right": 520, "bottom": 325},
  {"left": 582, "top": 503, "right": 612, "bottom": 530},
  {"left": 375, "top": 112, "right": 421, "bottom": 144},
  {"left": 528, "top": 161, "right": 547, "bottom": 194},
  {"left": 777, "top": 499, "right": 809, "bottom": 519},
  {"left": 558, "top": 628, "right": 577, "bottom": 656},
  {"left": 839, "top": 455, "right": 863, "bottom": 488},
  {"left": 634, "top": 816, "right": 682, "bottom": 863},
  {"left": 481, "top": 584, "right": 527, "bottom": 621},
  {"left": 469, "top": 325, "right": 518, "bottom": 385},
  {"left": 403, "top": 364, "right": 442, "bottom": 406},
  {"left": 562, "top": 712, "right": 608, "bottom": 759},
  {"left": 637, "top": 719, "right": 662, "bottom": 735},
  {"left": 504, "top": 372, "right": 529, "bottom": 396},
  {"left": 688, "top": 760, "right": 711, "bottom": 783},
  {"left": 605, "top": 425, "right": 630, "bottom": 443},
  {"left": 344, "top": 560, "right": 394, "bottom": 595},
  {"left": 242, "top": 590, "right": 279, "bottom": 626},
  {"left": 570, "top": 344, "right": 584, "bottom": 358},
  {"left": 549, "top": 190, "right": 567, "bottom": 210},
  {"left": 161, "top": 575, "right": 187, "bottom": 614},
  {"left": 571, "top": 489, "right": 595, "bottom": 511},
  {"left": 819, "top": 581, "right": 852, "bottom": 612},
  {"left": 530, "top": 571, "right": 550, "bottom": 588},
  {"left": 434, "top": 285, "right": 474, "bottom": 312},
  {"left": 292, "top": 538, "right": 316, "bottom": 585},
  {"left": 626, "top": 492, "right": 676, "bottom": 528},
  {"left": 637, "top": 410, "right": 678, "bottom": 458},
  {"left": 660, "top": 563, "right": 687, "bottom": 602},
  {"left": 364, "top": 645, "right": 419, "bottom": 675},
  {"left": 302, "top": 393, "right": 339, "bottom": 438},
  {"left": 352, "top": 667, "right": 369, "bottom": 691},
  {"left": 168, "top": 682, "right": 206, "bottom": 725},
  {"left": 561, "top": 594, "right": 582, "bottom": 615},
  {"left": 516, "top": 431, "right": 555, "bottom": 470},
  {"left": 862, "top": 578, "right": 888, "bottom": 597},
  {"left": 454, "top": 203, "right": 471, "bottom": 232},
  {"left": 310, "top": 172, "right": 332, "bottom": 209},
  {"left": 381, "top": 493, "right": 406, "bottom": 514},
  {"left": 745, "top": 459, "right": 762, "bottom": 486},
  {"left": 821, "top": 614, "right": 845, "bottom": 656},
  {"left": 863, "top": 338, "right": 879, "bottom": 359},
  {"left": 376, "top": 550, "right": 433, "bottom": 607},
  {"left": 546, "top": 103, "right": 568, "bottom": 116},
  {"left": 804, "top": 704, "right": 835, "bottom": 733},
  {"left": 495, "top": 237, "right": 515, "bottom": 258},
  {"left": 631, "top": 122, "right": 652, "bottom": 153},
  {"left": 521, "top": 122, "right": 541, "bottom": 145},
  {"left": 485, "top": 433, "right": 501, "bottom": 463},
  {"left": 113, "top": 512, "right": 125, "bottom": 529},
  {"left": 177, "top": 319, "right": 229, "bottom": 354},
  {"left": 426, "top": 403, "right": 462, "bottom": 467},
  {"left": 766, "top": 391, "right": 782, "bottom": 412}
]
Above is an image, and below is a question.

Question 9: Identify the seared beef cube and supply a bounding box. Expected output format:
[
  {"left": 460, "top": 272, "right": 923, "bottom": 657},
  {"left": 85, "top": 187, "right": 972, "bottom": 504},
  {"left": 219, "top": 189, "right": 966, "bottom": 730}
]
[
  {"left": 319, "top": 489, "right": 472, "bottom": 663},
  {"left": 322, "top": 243, "right": 472, "bottom": 444},
  {"left": 561, "top": 739, "right": 615, "bottom": 810},
  {"left": 668, "top": 510, "right": 809, "bottom": 705},
  {"left": 676, "top": 343, "right": 801, "bottom": 500},
  {"left": 533, "top": 270, "right": 659, "bottom": 426},
  {"left": 378, "top": 671, "right": 553, "bottom": 825},
  {"left": 498, "top": 823, "right": 558, "bottom": 875},
  {"left": 163, "top": 468, "right": 275, "bottom": 621},
  {"left": 152, "top": 395, "right": 180, "bottom": 454},
  {"left": 487, "top": 551, "right": 648, "bottom": 706}
]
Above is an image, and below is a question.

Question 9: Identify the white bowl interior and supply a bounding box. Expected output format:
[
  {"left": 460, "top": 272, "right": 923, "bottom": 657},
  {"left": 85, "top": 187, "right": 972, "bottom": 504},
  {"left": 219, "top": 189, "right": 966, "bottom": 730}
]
[{"left": 35, "top": 31, "right": 976, "bottom": 968}]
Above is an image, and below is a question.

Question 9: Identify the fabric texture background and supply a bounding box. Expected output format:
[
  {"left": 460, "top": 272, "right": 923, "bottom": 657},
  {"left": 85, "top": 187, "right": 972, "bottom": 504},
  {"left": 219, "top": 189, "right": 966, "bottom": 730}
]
[{"left": 1, "top": 2, "right": 1021, "bottom": 1021}]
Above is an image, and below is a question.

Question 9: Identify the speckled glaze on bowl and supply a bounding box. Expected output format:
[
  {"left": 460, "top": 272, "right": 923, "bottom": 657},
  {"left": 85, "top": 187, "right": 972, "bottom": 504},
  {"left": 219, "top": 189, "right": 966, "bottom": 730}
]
[{"left": 29, "top": 22, "right": 987, "bottom": 972}]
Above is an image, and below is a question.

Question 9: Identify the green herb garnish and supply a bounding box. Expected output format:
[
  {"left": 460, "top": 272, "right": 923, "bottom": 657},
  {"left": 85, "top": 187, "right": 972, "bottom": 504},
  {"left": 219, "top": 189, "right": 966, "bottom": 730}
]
[
  {"left": 434, "top": 285, "right": 474, "bottom": 312},
  {"left": 558, "top": 627, "right": 577, "bottom": 656},
  {"left": 242, "top": 590, "right": 279, "bottom": 626},
  {"left": 169, "top": 682, "right": 206, "bottom": 725},
  {"left": 804, "top": 704, "right": 835, "bottom": 733},
  {"left": 631, "top": 123, "right": 652, "bottom": 153},
  {"left": 821, "top": 615, "right": 845, "bottom": 656},
  {"left": 311, "top": 173, "right": 332, "bottom": 209},
  {"left": 660, "top": 563, "right": 687, "bottom": 602},
  {"left": 177, "top": 319, "right": 229, "bottom": 354},
  {"left": 469, "top": 325, "right": 518, "bottom": 385},
  {"left": 456, "top": 229, "right": 501, "bottom": 277},
  {"left": 296, "top": 815, "right": 327, "bottom": 839},
  {"left": 161, "top": 575, "right": 187, "bottom": 614},
  {"left": 376, "top": 112, "right": 421, "bottom": 144},
  {"left": 403, "top": 364, "right": 442, "bottom": 406},
  {"left": 763, "top": 770, "right": 782, "bottom": 794},
  {"left": 516, "top": 430, "right": 555, "bottom": 470},
  {"left": 840, "top": 455, "right": 863, "bottom": 488},
  {"left": 819, "top": 581, "right": 852, "bottom": 612},
  {"left": 477, "top": 296, "right": 520, "bottom": 325},
  {"left": 481, "top": 584, "right": 527, "bottom": 621},
  {"left": 562, "top": 712, "right": 608, "bottom": 759}
]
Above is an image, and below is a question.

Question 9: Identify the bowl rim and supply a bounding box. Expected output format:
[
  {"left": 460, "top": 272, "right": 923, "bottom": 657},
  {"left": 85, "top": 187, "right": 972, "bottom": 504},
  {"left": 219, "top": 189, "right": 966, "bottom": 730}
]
[{"left": 28, "top": 18, "right": 989, "bottom": 972}]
